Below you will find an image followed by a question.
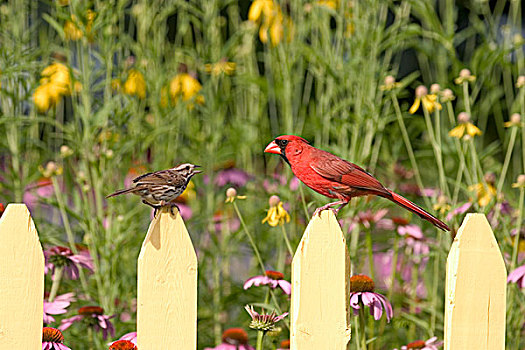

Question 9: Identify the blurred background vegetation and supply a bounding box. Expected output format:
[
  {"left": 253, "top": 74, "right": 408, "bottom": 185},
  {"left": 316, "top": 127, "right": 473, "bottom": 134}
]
[{"left": 0, "top": 0, "right": 524, "bottom": 348}]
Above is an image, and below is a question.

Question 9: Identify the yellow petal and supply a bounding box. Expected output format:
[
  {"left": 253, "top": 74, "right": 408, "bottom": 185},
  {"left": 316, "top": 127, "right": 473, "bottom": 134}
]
[
  {"left": 409, "top": 98, "right": 420, "bottom": 114},
  {"left": 465, "top": 123, "right": 482, "bottom": 137},
  {"left": 248, "top": 0, "right": 264, "bottom": 22},
  {"left": 448, "top": 124, "right": 466, "bottom": 138},
  {"left": 33, "top": 84, "right": 52, "bottom": 112}
]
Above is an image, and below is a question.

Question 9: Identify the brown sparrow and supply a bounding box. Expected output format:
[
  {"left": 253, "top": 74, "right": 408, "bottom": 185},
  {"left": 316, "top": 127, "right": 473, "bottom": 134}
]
[{"left": 107, "top": 163, "right": 202, "bottom": 214}]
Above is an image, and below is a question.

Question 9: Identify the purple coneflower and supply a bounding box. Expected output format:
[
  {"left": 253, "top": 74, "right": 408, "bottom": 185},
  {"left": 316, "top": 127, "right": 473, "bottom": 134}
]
[
  {"left": 395, "top": 336, "right": 443, "bottom": 349},
  {"left": 42, "top": 327, "right": 71, "bottom": 350},
  {"left": 204, "top": 328, "right": 255, "bottom": 350},
  {"left": 243, "top": 270, "right": 291, "bottom": 295},
  {"left": 445, "top": 202, "right": 472, "bottom": 221},
  {"left": 109, "top": 340, "right": 137, "bottom": 350},
  {"left": 349, "top": 274, "right": 393, "bottom": 322},
  {"left": 245, "top": 305, "right": 288, "bottom": 332},
  {"left": 59, "top": 306, "right": 115, "bottom": 340},
  {"left": 110, "top": 332, "right": 137, "bottom": 346},
  {"left": 44, "top": 246, "right": 94, "bottom": 280},
  {"left": 214, "top": 167, "right": 252, "bottom": 187},
  {"left": 508, "top": 264, "right": 525, "bottom": 288},
  {"left": 44, "top": 292, "right": 75, "bottom": 324}
]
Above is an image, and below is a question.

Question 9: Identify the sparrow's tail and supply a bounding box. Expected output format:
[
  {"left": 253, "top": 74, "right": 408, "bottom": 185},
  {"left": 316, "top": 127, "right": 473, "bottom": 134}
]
[
  {"left": 383, "top": 190, "right": 450, "bottom": 231},
  {"left": 106, "top": 188, "right": 133, "bottom": 198}
]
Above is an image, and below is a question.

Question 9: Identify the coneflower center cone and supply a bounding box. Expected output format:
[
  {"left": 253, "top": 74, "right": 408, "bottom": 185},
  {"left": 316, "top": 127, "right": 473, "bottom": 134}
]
[
  {"left": 78, "top": 306, "right": 104, "bottom": 316},
  {"left": 42, "top": 327, "right": 64, "bottom": 343},
  {"left": 406, "top": 340, "right": 426, "bottom": 349},
  {"left": 222, "top": 328, "right": 249, "bottom": 345},
  {"left": 350, "top": 274, "right": 375, "bottom": 293},
  {"left": 265, "top": 270, "right": 284, "bottom": 280}
]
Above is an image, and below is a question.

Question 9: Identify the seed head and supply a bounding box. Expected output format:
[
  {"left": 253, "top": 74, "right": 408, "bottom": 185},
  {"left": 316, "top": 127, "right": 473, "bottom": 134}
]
[
  {"left": 269, "top": 195, "right": 281, "bottom": 207},
  {"left": 415, "top": 85, "right": 428, "bottom": 98},
  {"left": 459, "top": 69, "right": 471, "bottom": 78},
  {"left": 457, "top": 112, "right": 470, "bottom": 123},
  {"left": 484, "top": 172, "right": 496, "bottom": 184},
  {"left": 441, "top": 88, "right": 455, "bottom": 102},
  {"left": 430, "top": 83, "right": 440, "bottom": 94},
  {"left": 517, "top": 76, "right": 525, "bottom": 88},
  {"left": 226, "top": 187, "right": 237, "bottom": 198},
  {"left": 42, "top": 327, "right": 64, "bottom": 343},
  {"left": 350, "top": 274, "right": 375, "bottom": 293},
  {"left": 510, "top": 113, "right": 521, "bottom": 124},
  {"left": 222, "top": 328, "right": 249, "bottom": 345}
]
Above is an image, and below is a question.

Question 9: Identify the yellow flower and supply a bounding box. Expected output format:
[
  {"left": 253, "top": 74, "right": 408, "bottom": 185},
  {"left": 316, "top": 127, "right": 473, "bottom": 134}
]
[
  {"left": 316, "top": 0, "right": 338, "bottom": 9},
  {"left": 248, "top": 0, "right": 291, "bottom": 46},
  {"left": 177, "top": 181, "right": 196, "bottom": 203},
  {"left": 33, "top": 84, "right": 53, "bottom": 113},
  {"left": 64, "top": 11, "right": 96, "bottom": 41},
  {"left": 512, "top": 175, "right": 525, "bottom": 188},
  {"left": 504, "top": 113, "right": 522, "bottom": 128},
  {"left": 468, "top": 182, "right": 496, "bottom": 207},
  {"left": 379, "top": 75, "right": 401, "bottom": 91},
  {"left": 225, "top": 187, "right": 246, "bottom": 203},
  {"left": 204, "top": 60, "right": 236, "bottom": 76},
  {"left": 123, "top": 69, "right": 146, "bottom": 99},
  {"left": 448, "top": 112, "right": 482, "bottom": 139},
  {"left": 33, "top": 62, "right": 76, "bottom": 112},
  {"left": 41, "top": 62, "right": 71, "bottom": 91},
  {"left": 169, "top": 73, "right": 204, "bottom": 104},
  {"left": 454, "top": 69, "right": 476, "bottom": 85},
  {"left": 433, "top": 195, "right": 451, "bottom": 215},
  {"left": 409, "top": 86, "right": 442, "bottom": 114},
  {"left": 262, "top": 195, "right": 291, "bottom": 227}
]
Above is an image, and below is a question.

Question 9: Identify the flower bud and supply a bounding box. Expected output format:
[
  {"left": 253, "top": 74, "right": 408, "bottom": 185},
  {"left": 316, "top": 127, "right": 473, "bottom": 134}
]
[
  {"left": 430, "top": 83, "right": 440, "bottom": 94},
  {"left": 384, "top": 75, "right": 396, "bottom": 86},
  {"left": 517, "top": 76, "right": 525, "bottom": 88},
  {"left": 441, "top": 88, "right": 455, "bottom": 102},
  {"left": 269, "top": 195, "right": 280, "bottom": 207},
  {"left": 510, "top": 113, "right": 521, "bottom": 124},
  {"left": 226, "top": 187, "right": 237, "bottom": 198},
  {"left": 484, "top": 172, "right": 496, "bottom": 184},
  {"left": 415, "top": 85, "right": 428, "bottom": 98},
  {"left": 516, "top": 174, "right": 525, "bottom": 186},
  {"left": 457, "top": 112, "right": 470, "bottom": 123},
  {"left": 459, "top": 69, "right": 471, "bottom": 78},
  {"left": 60, "top": 145, "right": 73, "bottom": 158}
]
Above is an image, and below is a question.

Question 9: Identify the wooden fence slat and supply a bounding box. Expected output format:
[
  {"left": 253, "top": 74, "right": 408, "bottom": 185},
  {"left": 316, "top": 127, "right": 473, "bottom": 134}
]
[
  {"left": 290, "top": 210, "right": 351, "bottom": 349},
  {"left": 444, "top": 213, "right": 506, "bottom": 349},
  {"left": 0, "top": 204, "right": 44, "bottom": 349},
  {"left": 137, "top": 208, "right": 197, "bottom": 349}
]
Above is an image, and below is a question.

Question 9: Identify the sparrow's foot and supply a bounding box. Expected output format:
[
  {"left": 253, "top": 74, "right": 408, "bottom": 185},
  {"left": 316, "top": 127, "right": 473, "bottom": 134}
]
[{"left": 168, "top": 204, "right": 180, "bottom": 215}]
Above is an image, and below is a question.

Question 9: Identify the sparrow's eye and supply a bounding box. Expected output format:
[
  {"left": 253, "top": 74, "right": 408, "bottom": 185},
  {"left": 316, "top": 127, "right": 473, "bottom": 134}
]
[{"left": 186, "top": 166, "right": 190, "bottom": 170}]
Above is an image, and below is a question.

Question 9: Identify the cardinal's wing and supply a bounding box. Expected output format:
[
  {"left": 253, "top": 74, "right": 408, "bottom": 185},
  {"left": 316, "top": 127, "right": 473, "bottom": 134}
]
[{"left": 310, "top": 153, "right": 389, "bottom": 195}]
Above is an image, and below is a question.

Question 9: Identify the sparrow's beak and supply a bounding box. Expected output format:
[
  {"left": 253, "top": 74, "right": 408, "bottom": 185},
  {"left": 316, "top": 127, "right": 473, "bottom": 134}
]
[
  {"left": 194, "top": 165, "right": 203, "bottom": 174},
  {"left": 264, "top": 140, "right": 281, "bottom": 155}
]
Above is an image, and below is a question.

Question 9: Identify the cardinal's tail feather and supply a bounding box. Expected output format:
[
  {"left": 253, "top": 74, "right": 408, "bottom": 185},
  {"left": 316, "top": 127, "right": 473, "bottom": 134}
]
[
  {"left": 106, "top": 188, "right": 134, "bottom": 198},
  {"left": 385, "top": 190, "right": 450, "bottom": 231}
]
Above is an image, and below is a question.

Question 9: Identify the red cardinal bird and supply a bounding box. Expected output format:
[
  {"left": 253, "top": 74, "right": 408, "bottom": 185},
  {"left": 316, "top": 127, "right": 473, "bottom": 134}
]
[{"left": 264, "top": 135, "right": 450, "bottom": 231}]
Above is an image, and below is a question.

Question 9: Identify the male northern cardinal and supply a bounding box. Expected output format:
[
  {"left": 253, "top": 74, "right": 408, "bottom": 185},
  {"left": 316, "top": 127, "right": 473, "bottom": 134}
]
[
  {"left": 107, "top": 163, "right": 202, "bottom": 214},
  {"left": 264, "top": 135, "right": 450, "bottom": 231}
]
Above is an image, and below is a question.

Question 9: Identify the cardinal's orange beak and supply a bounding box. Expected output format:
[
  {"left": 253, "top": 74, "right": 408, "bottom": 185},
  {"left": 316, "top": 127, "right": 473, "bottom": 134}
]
[{"left": 264, "top": 140, "right": 281, "bottom": 154}]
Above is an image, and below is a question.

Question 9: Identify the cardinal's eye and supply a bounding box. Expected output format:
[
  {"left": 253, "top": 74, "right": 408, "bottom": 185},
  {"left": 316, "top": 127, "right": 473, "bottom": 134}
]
[{"left": 280, "top": 140, "right": 288, "bottom": 146}]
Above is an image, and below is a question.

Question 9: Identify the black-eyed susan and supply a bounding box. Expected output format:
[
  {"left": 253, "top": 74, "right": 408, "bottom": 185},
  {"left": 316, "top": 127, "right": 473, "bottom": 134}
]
[
  {"left": 440, "top": 88, "right": 455, "bottom": 102},
  {"left": 225, "top": 187, "right": 246, "bottom": 203},
  {"left": 409, "top": 85, "right": 442, "bottom": 114},
  {"left": 504, "top": 113, "right": 522, "bottom": 128},
  {"left": 34, "top": 62, "right": 79, "bottom": 113},
  {"left": 454, "top": 68, "right": 476, "bottom": 85},
  {"left": 448, "top": 112, "right": 482, "bottom": 139},
  {"left": 468, "top": 173, "right": 497, "bottom": 207},
  {"left": 248, "top": 0, "right": 291, "bottom": 46},
  {"left": 379, "top": 75, "right": 401, "bottom": 91},
  {"left": 316, "top": 0, "right": 338, "bottom": 9},
  {"left": 262, "top": 195, "right": 290, "bottom": 226},
  {"left": 169, "top": 72, "right": 204, "bottom": 105},
  {"left": 63, "top": 10, "right": 95, "bottom": 41},
  {"left": 122, "top": 69, "right": 146, "bottom": 99},
  {"left": 433, "top": 195, "right": 451, "bottom": 215},
  {"left": 204, "top": 59, "right": 236, "bottom": 76},
  {"left": 512, "top": 174, "right": 525, "bottom": 189}
]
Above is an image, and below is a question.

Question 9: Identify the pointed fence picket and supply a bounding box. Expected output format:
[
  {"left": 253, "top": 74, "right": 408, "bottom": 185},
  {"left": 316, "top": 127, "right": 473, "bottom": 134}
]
[
  {"left": 0, "top": 204, "right": 44, "bottom": 349},
  {"left": 444, "top": 213, "right": 506, "bottom": 349},
  {"left": 0, "top": 205, "right": 509, "bottom": 349},
  {"left": 290, "top": 210, "right": 351, "bottom": 349},
  {"left": 137, "top": 208, "right": 198, "bottom": 349}
]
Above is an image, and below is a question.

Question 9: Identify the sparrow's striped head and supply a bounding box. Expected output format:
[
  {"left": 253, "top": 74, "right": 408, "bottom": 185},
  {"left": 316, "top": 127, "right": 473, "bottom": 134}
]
[{"left": 174, "top": 163, "right": 202, "bottom": 177}]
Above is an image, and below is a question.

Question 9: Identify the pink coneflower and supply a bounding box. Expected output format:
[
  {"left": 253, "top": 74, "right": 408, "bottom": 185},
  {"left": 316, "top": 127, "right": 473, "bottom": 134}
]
[
  {"left": 44, "top": 246, "right": 94, "bottom": 280},
  {"left": 44, "top": 293, "right": 76, "bottom": 324},
  {"left": 349, "top": 274, "right": 393, "bottom": 322},
  {"left": 508, "top": 264, "right": 525, "bottom": 288},
  {"left": 109, "top": 340, "right": 137, "bottom": 350},
  {"left": 204, "top": 328, "right": 255, "bottom": 350},
  {"left": 214, "top": 167, "right": 252, "bottom": 187},
  {"left": 356, "top": 209, "right": 389, "bottom": 229},
  {"left": 245, "top": 305, "right": 288, "bottom": 332},
  {"left": 446, "top": 202, "right": 472, "bottom": 221},
  {"left": 395, "top": 336, "right": 443, "bottom": 349},
  {"left": 42, "top": 327, "right": 71, "bottom": 350},
  {"left": 243, "top": 270, "right": 291, "bottom": 295},
  {"left": 109, "top": 332, "right": 137, "bottom": 346},
  {"left": 59, "top": 306, "right": 115, "bottom": 340}
]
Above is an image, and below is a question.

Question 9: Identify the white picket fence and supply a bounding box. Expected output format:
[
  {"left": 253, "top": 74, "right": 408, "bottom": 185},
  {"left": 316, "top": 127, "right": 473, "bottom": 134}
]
[{"left": 0, "top": 204, "right": 506, "bottom": 349}]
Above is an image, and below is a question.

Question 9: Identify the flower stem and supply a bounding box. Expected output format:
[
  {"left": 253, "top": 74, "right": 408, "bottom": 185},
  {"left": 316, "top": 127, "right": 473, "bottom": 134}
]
[
  {"left": 493, "top": 126, "right": 518, "bottom": 223},
  {"left": 280, "top": 224, "right": 294, "bottom": 256},
  {"left": 256, "top": 331, "right": 266, "bottom": 350},
  {"left": 391, "top": 93, "right": 432, "bottom": 208},
  {"left": 232, "top": 202, "right": 266, "bottom": 273},
  {"left": 423, "top": 107, "right": 449, "bottom": 197},
  {"left": 365, "top": 230, "right": 375, "bottom": 280},
  {"left": 358, "top": 306, "right": 368, "bottom": 350},
  {"left": 48, "top": 266, "right": 64, "bottom": 302},
  {"left": 510, "top": 187, "right": 524, "bottom": 270}
]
